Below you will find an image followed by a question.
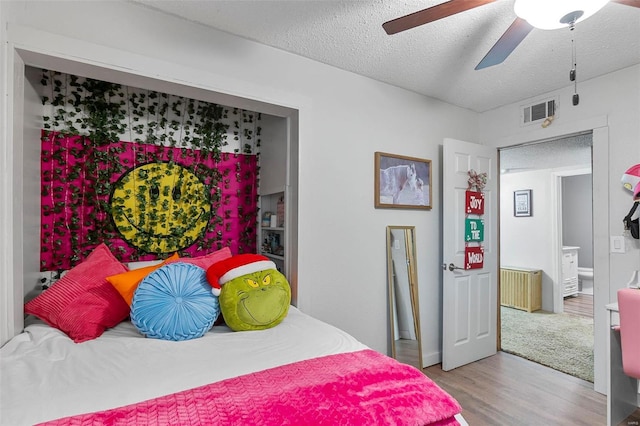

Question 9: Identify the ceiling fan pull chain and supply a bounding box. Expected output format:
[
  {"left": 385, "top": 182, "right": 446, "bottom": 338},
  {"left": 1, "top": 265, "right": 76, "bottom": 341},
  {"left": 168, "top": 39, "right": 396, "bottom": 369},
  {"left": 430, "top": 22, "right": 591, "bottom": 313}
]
[{"left": 570, "top": 24, "right": 579, "bottom": 106}]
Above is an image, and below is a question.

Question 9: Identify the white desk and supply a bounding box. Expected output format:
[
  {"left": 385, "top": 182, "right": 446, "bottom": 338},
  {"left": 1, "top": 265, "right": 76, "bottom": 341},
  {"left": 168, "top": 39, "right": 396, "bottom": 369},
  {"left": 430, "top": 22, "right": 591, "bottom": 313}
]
[{"left": 606, "top": 302, "right": 640, "bottom": 426}]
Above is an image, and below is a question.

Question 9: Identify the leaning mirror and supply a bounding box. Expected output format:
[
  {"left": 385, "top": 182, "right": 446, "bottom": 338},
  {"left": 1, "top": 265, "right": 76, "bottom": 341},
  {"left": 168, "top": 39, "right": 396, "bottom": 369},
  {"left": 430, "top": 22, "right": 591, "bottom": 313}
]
[{"left": 387, "top": 226, "right": 422, "bottom": 369}]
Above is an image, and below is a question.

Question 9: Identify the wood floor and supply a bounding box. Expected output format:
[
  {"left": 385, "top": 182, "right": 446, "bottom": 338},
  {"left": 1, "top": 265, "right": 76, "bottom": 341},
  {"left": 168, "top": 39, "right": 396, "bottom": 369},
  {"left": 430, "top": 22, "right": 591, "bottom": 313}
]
[
  {"left": 564, "top": 293, "right": 594, "bottom": 319},
  {"left": 424, "top": 351, "right": 639, "bottom": 426},
  {"left": 414, "top": 293, "right": 640, "bottom": 425},
  {"left": 394, "top": 338, "right": 419, "bottom": 369}
]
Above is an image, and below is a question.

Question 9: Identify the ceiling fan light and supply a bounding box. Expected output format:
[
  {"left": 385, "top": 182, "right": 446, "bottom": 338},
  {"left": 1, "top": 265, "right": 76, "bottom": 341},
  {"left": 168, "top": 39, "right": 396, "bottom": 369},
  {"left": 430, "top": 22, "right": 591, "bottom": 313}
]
[{"left": 514, "top": 0, "right": 610, "bottom": 30}]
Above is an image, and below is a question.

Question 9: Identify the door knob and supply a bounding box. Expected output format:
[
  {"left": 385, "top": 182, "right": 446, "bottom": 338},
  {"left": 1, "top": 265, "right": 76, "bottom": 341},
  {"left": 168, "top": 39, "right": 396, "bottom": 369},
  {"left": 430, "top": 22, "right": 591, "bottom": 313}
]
[{"left": 448, "top": 263, "right": 464, "bottom": 272}]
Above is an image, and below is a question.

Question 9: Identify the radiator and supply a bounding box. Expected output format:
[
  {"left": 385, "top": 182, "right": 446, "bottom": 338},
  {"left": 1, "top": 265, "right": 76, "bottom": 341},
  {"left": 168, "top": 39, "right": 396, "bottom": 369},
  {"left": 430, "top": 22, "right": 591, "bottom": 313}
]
[{"left": 500, "top": 267, "right": 542, "bottom": 313}]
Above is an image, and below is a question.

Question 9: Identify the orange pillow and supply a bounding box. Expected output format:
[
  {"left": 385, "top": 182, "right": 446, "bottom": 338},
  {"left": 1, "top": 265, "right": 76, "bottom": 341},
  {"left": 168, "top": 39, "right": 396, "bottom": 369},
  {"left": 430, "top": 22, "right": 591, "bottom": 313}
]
[{"left": 106, "top": 253, "right": 179, "bottom": 305}]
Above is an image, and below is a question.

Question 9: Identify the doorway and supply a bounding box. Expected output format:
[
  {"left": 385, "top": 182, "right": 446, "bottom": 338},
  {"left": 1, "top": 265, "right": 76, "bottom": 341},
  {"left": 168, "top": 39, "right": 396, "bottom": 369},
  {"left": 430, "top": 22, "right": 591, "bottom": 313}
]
[{"left": 499, "top": 133, "right": 595, "bottom": 382}]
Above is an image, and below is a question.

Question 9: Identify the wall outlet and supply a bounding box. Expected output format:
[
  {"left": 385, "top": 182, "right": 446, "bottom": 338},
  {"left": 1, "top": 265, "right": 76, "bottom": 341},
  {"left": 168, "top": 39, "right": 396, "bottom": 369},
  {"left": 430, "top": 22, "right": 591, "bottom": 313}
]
[{"left": 610, "top": 236, "right": 625, "bottom": 253}]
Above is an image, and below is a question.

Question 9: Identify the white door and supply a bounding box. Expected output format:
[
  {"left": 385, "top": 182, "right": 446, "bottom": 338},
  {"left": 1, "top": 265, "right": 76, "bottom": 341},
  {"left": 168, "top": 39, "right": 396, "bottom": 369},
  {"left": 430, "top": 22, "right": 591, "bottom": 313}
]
[{"left": 442, "top": 138, "right": 498, "bottom": 371}]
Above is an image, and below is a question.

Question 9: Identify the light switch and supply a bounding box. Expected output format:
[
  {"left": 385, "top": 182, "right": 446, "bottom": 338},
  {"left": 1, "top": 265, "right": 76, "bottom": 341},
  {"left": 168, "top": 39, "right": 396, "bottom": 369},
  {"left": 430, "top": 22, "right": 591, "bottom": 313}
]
[{"left": 611, "top": 236, "right": 625, "bottom": 253}]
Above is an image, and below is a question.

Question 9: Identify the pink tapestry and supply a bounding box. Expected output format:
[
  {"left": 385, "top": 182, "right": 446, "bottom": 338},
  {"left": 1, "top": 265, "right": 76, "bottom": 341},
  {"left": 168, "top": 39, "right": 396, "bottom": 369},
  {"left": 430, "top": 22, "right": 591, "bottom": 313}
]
[{"left": 40, "top": 131, "right": 257, "bottom": 271}]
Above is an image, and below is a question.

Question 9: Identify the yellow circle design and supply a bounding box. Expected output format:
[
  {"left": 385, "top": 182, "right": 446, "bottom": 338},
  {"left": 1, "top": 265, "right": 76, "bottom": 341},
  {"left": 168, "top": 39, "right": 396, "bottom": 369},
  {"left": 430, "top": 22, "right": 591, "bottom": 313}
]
[{"left": 110, "top": 162, "right": 211, "bottom": 253}]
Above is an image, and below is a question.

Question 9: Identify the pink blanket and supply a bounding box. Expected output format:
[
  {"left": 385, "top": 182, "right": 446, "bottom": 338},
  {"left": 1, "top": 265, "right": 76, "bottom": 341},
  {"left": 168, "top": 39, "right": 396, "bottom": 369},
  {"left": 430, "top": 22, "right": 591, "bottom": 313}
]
[{"left": 40, "top": 349, "right": 461, "bottom": 425}]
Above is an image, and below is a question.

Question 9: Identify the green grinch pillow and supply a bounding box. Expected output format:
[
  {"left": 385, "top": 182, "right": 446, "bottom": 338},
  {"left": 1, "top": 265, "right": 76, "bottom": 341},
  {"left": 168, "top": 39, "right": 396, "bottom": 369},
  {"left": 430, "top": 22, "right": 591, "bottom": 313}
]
[{"left": 206, "top": 254, "right": 290, "bottom": 331}]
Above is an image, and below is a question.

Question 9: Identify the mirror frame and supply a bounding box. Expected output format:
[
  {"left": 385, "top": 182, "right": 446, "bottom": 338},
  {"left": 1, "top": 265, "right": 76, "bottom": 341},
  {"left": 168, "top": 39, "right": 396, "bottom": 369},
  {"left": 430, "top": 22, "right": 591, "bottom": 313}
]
[{"left": 386, "top": 225, "right": 423, "bottom": 368}]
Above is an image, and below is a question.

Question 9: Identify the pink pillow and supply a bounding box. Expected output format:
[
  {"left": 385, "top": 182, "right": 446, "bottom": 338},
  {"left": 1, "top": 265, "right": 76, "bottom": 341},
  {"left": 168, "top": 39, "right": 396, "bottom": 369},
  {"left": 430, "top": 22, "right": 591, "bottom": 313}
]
[
  {"left": 167, "top": 246, "right": 232, "bottom": 270},
  {"left": 24, "top": 243, "right": 130, "bottom": 343}
]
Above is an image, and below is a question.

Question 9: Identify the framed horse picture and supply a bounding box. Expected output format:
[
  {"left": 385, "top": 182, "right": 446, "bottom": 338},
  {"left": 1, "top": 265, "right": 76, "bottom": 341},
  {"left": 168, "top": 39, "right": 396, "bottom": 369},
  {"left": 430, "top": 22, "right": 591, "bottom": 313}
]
[{"left": 375, "top": 152, "right": 432, "bottom": 210}]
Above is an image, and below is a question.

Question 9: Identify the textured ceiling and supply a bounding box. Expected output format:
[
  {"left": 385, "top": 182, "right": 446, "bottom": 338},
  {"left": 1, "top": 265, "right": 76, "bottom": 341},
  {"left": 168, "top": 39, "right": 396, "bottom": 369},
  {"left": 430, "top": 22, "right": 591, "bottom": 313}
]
[{"left": 129, "top": 0, "right": 640, "bottom": 113}]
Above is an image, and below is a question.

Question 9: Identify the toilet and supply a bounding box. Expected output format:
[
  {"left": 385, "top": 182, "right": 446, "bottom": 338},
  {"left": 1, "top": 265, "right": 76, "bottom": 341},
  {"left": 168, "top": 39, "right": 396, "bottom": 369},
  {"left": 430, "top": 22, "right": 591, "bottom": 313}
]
[{"left": 578, "top": 267, "right": 594, "bottom": 295}]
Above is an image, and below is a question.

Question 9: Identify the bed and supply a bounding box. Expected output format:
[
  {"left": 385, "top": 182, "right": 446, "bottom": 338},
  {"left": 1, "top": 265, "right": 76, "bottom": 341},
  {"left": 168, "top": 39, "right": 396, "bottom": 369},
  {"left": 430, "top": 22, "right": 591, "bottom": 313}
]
[
  {"left": 1, "top": 244, "right": 465, "bottom": 425},
  {"left": 1, "top": 305, "right": 465, "bottom": 425}
]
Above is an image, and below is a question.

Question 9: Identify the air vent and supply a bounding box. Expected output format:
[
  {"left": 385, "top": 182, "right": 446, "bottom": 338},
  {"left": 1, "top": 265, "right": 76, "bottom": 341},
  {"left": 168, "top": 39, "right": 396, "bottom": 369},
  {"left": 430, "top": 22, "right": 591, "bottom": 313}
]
[{"left": 521, "top": 99, "right": 556, "bottom": 125}]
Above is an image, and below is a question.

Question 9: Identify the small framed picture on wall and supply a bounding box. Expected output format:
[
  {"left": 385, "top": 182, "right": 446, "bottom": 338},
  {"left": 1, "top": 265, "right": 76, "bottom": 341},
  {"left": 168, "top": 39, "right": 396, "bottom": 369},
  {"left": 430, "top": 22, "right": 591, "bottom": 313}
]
[{"left": 513, "top": 189, "right": 532, "bottom": 217}]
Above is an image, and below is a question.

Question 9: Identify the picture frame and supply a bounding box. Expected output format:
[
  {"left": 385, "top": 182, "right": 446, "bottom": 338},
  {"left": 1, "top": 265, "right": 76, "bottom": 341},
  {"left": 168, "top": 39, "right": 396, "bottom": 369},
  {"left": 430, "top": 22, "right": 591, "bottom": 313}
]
[
  {"left": 513, "top": 189, "right": 532, "bottom": 217},
  {"left": 375, "top": 152, "right": 432, "bottom": 210}
]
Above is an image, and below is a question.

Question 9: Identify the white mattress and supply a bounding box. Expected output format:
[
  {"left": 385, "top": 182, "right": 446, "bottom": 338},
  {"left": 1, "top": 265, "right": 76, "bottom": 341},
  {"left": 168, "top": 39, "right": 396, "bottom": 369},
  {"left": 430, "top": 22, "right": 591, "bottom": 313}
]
[{"left": 0, "top": 306, "right": 367, "bottom": 425}]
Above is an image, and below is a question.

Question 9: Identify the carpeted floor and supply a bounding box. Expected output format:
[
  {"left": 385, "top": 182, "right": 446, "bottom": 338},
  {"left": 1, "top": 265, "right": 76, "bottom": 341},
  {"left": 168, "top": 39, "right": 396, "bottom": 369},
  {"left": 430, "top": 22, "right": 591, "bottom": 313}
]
[{"left": 501, "top": 306, "right": 594, "bottom": 382}]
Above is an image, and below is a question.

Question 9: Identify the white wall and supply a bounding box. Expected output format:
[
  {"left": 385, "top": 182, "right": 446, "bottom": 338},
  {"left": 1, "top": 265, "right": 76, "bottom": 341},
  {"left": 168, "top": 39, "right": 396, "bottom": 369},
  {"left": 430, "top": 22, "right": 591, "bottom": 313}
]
[
  {"left": 259, "top": 115, "right": 288, "bottom": 196},
  {"left": 500, "top": 170, "right": 556, "bottom": 311},
  {"left": 563, "top": 174, "right": 593, "bottom": 268},
  {"left": 0, "top": 0, "right": 480, "bottom": 365},
  {"left": 21, "top": 67, "right": 43, "bottom": 302},
  {"left": 480, "top": 64, "right": 640, "bottom": 393}
]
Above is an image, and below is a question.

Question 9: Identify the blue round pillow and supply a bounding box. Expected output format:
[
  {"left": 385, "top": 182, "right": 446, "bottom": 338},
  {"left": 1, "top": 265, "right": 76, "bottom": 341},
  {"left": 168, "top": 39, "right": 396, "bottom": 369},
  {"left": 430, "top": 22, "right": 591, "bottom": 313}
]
[{"left": 131, "top": 262, "right": 219, "bottom": 341}]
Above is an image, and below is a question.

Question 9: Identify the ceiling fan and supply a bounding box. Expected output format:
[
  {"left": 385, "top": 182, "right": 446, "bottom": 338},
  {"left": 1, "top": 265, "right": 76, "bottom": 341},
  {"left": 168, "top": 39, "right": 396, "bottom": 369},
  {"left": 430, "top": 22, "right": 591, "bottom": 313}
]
[{"left": 383, "top": 0, "right": 640, "bottom": 70}]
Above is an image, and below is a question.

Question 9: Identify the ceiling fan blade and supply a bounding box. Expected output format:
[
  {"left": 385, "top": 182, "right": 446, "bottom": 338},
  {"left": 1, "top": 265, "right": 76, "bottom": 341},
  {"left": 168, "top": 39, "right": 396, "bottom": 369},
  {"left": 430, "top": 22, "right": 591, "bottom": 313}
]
[
  {"left": 611, "top": 0, "right": 640, "bottom": 7},
  {"left": 383, "top": 0, "right": 496, "bottom": 35},
  {"left": 475, "top": 17, "right": 534, "bottom": 70}
]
